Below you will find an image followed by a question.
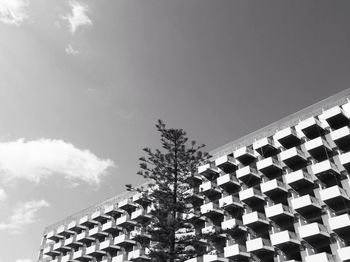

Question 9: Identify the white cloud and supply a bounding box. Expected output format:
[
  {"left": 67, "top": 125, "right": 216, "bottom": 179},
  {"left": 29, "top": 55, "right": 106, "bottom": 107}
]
[
  {"left": 61, "top": 0, "right": 92, "bottom": 34},
  {"left": 65, "top": 44, "right": 80, "bottom": 55},
  {"left": 0, "top": 188, "right": 7, "bottom": 202},
  {"left": 0, "top": 0, "right": 29, "bottom": 26},
  {"left": 0, "top": 200, "right": 49, "bottom": 234},
  {"left": 0, "top": 138, "right": 115, "bottom": 186},
  {"left": 16, "top": 259, "right": 33, "bottom": 262}
]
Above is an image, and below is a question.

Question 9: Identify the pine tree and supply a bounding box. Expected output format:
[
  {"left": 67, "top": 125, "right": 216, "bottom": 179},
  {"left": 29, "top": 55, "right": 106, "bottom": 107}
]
[{"left": 127, "top": 120, "right": 210, "bottom": 262}]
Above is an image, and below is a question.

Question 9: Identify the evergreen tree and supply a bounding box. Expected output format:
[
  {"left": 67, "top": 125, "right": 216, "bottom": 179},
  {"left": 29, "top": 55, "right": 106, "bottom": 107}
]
[{"left": 127, "top": 120, "right": 210, "bottom": 262}]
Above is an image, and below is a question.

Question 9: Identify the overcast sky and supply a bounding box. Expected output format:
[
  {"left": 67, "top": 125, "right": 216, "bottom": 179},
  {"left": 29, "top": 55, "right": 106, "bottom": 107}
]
[{"left": 1, "top": 0, "right": 350, "bottom": 261}]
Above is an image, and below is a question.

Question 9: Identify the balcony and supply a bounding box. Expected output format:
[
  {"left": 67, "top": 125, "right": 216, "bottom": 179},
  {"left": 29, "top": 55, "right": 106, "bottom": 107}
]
[
  {"left": 85, "top": 243, "right": 106, "bottom": 257},
  {"left": 224, "top": 243, "right": 250, "bottom": 260},
  {"left": 46, "top": 230, "right": 63, "bottom": 242},
  {"left": 328, "top": 214, "right": 350, "bottom": 240},
  {"left": 217, "top": 173, "right": 240, "bottom": 193},
  {"left": 337, "top": 246, "right": 350, "bottom": 261},
  {"left": 91, "top": 210, "right": 110, "bottom": 224},
  {"left": 60, "top": 254, "right": 71, "bottom": 262},
  {"left": 236, "top": 166, "right": 260, "bottom": 186},
  {"left": 104, "top": 205, "right": 125, "bottom": 218},
  {"left": 310, "top": 160, "right": 340, "bottom": 185},
  {"left": 270, "top": 230, "right": 300, "bottom": 250},
  {"left": 256, "top": 157, "right": 283, "bottom": 178},
  {"left": 298, "top": 117, "right": 325, "bottom": 139},
  {"left": 118, "top": 198, "right": 137, "bottom": 213},
  {"left": 284, "top": 170, "right": 314, "bottom": 192},
  {"left": 199, "top": 181, "right": 221, "bottom": 198},
  {"left": 67, "top": 220, "right": 86, "bottom": 233},
  {"left": 75, "top": 230, "right": 94, "bottom": 245},
  {"left": 42, "top": 244, "right": 60, "bottom": 257},
  {"left": 221, "top": 218, "right": 246, "bottom": 235},
  {"left": 114, "top": 234, "right": 136, "bottom": 248},
  {"left": 219, "top": 195, "right": 243, "bottom": 212},
  {"left": 304, "top": 252, "right": 335, "bottom": 262},
  {"left": 184, "top": 188, "right": 204, "bottom": 204},
  {"left": 116, "top": 214, "right": 137, "bottom": 229},
  {"left": 304, "top": 137, "right": 332, "bottom": 161},
  {"left": 89, "top": 225, "right": 108, "bottom": 239},
  {"left": 128, "top": 248, "right": 150, "bottom": 261},
  {"left": 339, "top": 151, "right": 350, "bottom": 172},
  {"left": 280, "top": 147, "right": 307, "bottom": 170},
  {"left": 274, "top": 127, "right": 301, "bottom": 149},
  {"left": 99, "top": 237, "right": 120, "bottom": 252},
  {"left": 132, "top": 192, "right": 150, "bottom": 206},
  {"left": 242, "top": 211, "right": 269, "bottom": 232},
  {"left": 53, "top": 240, "right": 71, "bottom": 253},
  {"left": 79, "top": 215, "right": 99, "bottom": 229},
  {"left": 239, "top": 188, "right": 265, "bottom": 209},
  {"left": 198, "top": 164, "right": 220, "bottom": 181},
  {"left": 260, "top": 179, "right": 288, "bottom": 202},
  {"left": 233, "top": 146, "right": 256, "bottom": 165},
  {"left": 319, "top": 185, "right": 350, "bottom": 211},
  {"left": 290, "top": 195, "right": 322, "bottom": 219},
  {"left": 200, "top": 201, "right": 224, "bottom": 219},
  {"left": 330, "top": 126, "right": 350, "bottom": 150},
  {"left": 299, "top": 223, "right": 330, "bottom": 246},
  {"left": 201, "top": 225, "right": 222, "bottom": 238},
  {"left": 102, "top": 220, "right": 122, "bottom": 234},
  {"left": 215, "top": 155, "right": 238, "bottom": 173},
  {"left": 72, "top": 250, "right": 84, "bottom": 261},
  {"left": 130, "top": 228, "right": 151, "bottom": 242},
  {"left": 131, "top": 207, "right": 152, "bottom": 223},
  {"left": 319, "top": 105, "right": 350, "bottom": 129},
  {"left": 202, "top": 254, "right": 229, "bottom": 262},
  {"left": 56, "top": 225, "right": 75, "bottom": 238},
  {"left": 265, "top": 203, "right": 294, "bottom": 226},
  {"left": 111, "top": 254, "right": 127, "bottom": 262},
  {"left": 64, "top": 236, "right": 83, "bottom": 249},
  {"left": 246, "top": 238, "right": 274, "bottom": 258},
  {"left": 253, "top": 137, "right": 279, "bottom": 157}
]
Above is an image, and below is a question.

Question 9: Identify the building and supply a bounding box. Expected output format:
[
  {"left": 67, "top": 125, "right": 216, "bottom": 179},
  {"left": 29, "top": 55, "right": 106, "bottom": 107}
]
[{"left": 38, "top": 88, "right": 350, "bottom": 262}]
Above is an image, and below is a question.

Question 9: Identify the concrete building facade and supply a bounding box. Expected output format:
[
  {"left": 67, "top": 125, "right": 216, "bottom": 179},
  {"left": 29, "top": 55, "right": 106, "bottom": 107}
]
[{"left": 38, "top": 89, "right": 350, "bottom": 262}]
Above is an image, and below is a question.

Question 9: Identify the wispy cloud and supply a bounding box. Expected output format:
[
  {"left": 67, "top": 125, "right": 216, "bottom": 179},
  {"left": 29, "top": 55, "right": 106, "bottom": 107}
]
[
  {"left": 16, "top": 259, "right": 33, "bottom": 262},
  {"left": 0, "top": 200, "right": 50, "bottom": 234},
  {"left": 0, "top": 0, "right": 29, "bottom": 26},
  {"left": 0, "top": 188, "right": 7, "bottom": 202},
  {"left": 65, "top": 44, "right": 80, "bottom": 55},
  {"left": 0, "top": 139, "right": 115, "bottom": 186},
  {"left": 61, "top": 0, "right": 92, "bottom": 34}
]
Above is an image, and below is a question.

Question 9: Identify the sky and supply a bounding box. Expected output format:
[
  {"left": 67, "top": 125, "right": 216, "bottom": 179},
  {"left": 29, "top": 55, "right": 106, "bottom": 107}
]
[{"left": 1, "top": 0, "right": 350, "bottom": 261}]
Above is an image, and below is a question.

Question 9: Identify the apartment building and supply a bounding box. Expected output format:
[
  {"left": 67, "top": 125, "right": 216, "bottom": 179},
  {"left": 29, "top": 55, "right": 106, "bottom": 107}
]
[{"left": 38, "top": 88, "right": 350, "bottom": 262}]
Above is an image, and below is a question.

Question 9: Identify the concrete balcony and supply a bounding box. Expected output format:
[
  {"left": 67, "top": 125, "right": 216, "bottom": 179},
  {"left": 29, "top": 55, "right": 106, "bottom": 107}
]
[
  {"left": 242, "top": 211, "right": 269, "bottom": 232},
  {"left": 200, "top": 201, "right": 224, "bottom": 219},
  {"left": 274, "top": 127, "right": 301, "bottom": 149},
  {"left": 280, "top": 147, "right": 307, "bottom": 170},
  {"left": 184, "top": 188, "right": 204, "bottom": 204},
  {"left": 219, "top": 195, "right": 243, "bottom": 212},
  {"left": 217, "top": 173, "right": 240, "bottom": 193},
  {"left": 221, "top": 218, "right": 246, "bottom": 235},
  {"left": 131, "top": 207, "right": 152, "bottom": 223},
  {"left": 111, "top": 254, "right": 127, "bottom": 262},
  {"left": 60, "top": 254, "right": 71, "bottom": 262},
  {"left": 128, "top": 248, "right": 150, "bottom": 261},
  {"left": 299, "top": 222, "right": 330, "bottom": 246},
  {"left": 75, "top": 230, "right": 94, "bottom": 245},
  {"left": 118, "top": 198, "right": 137, "bottom": 213},
  {"left": 199, "top": 181, "right": 221, "bottom": 198},
  {"left": 270, "top": 230, "right": 300, "bottom": 250},
  {"left": 224, "top": 243, "right": 250, "bottom": 260},
  {"left": 256, "top": 157, "right": 283, "bottom": 178},
  {"left": 260, "top": 179, "right": 288, "bottom": 201},
  {"left": 101, "top": 220, "right": 122, "bottom": 235},
  {"left": 265, "top": 203, "right": 294, "bottom": 226},
  {"left": 239, "top": 187, "right": 265, "bottom": 209},
  {"left": 246, "top": 238, "right": 274, "bottom": 258},
  {"left": 99, "top": 238, "right": 120, "bottom": 252},
  {"left": 310, "top": 159, "right": 340, "bottom": 184},
  {"left": 202, "top": 254, "right": 229, "bottom": 262},
  {"left": 67, "top": 220, "right": 86, "bottom": 233},
  {"left": 116, "top": 214, "right": 137, "bottom": 229},
  {"left": 328, "top": 214, "right": 350, "bottom": 240},
  {"left": 298, "top": 117, "right": 325, "bottom": 139},
  {"left": 91, "top": 210, "right": 110, "bottom": 224},
  {"left": 79, "top": 215, "right": 99, "bottom": 229},
  {"left": 304, "top": 137, "right": 332, "bottom": 161},
  {"left": 56, "top": 225, "right": 75, "bottom": 238},
  {"left": 53, "top": 240, "right": 71, "bottom": 253},
  {"left": 104, "top": 205, "right": 125, "bottom": 218},
  {"left": 215, "top": 155, "right": 238, "bottom": 173},
  {"left": 201, "top": 225, "right": 222, "bottom": 236},
  {"left": 42, "top": 244, "right": 60, "bottom": 257},
  {"left": 236, "top": 166, "right": 260, "bottom": 186},
  {"left": 284, "top": 170, "right": 314, "bottom": 192},
  {"left": 304, "top": 252, "right": 334, "bottom": 262},
  {"left": 319, "top": 105, "right": 350, "bottom": 129},
  {"left": 330, "top": 126, "right": 350, "bottom": 150},
  {"left": 46, "top": 230, "right": 64, "bottom": 242},
  {"left": 89, "top": 225, "right": 108, "bottom": 239},
  {"left": 291, "top": 195, "right": 322, "bottom": 219},
  {"left": 233, "top": 146, "right": 256, "bottom": 165},
  {"left": 339, "top": 151, "right": 350, "bottom": 172},
  {"left": 130, "top": 228, "right": 151, "bottom": 242},
  {"left": 198, "top": 164, "right": 220, "bottom": 181},
  {"left": 85, "top": 243, "right": 106, "bottom": 257},
  {"left": 132, "top": 192, "right": 150, "bottom": 206},
  {"left": 253, "top": 137, "right": 279, "bottom": 157},
  {"left": 64, "top": 235, "right": 83, "bottom": 249},
  {"left": 337, "top": 246, "right": 350, "bottom": 261},
  {"left": 319, "top": 185, "right": 350, "bottom": 211},
  {"left": 114, "top": 234, "right": 136, "bottom": 248},
  {"left": 72, "top": 250, "right": 84, "bottom": 261}
]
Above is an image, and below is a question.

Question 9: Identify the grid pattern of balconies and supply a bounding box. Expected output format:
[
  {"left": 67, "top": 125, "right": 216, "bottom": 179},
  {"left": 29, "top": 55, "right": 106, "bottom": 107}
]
[{"left": 38, "top": 96, "right": 350, "bottom": 262}]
